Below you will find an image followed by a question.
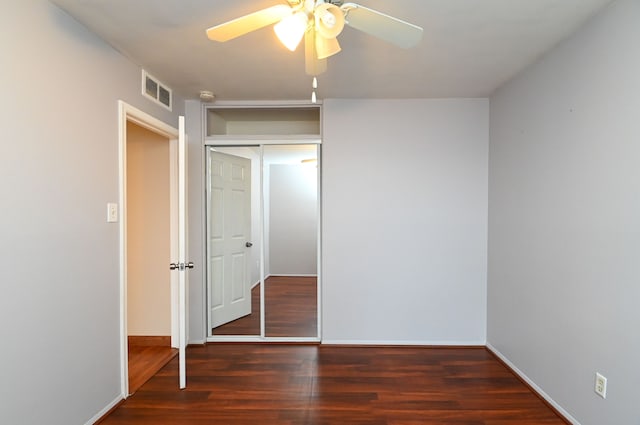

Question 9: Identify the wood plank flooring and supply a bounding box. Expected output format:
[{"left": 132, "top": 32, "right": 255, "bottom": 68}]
[
  {"left": 102, "top": 344, "right": 568, "bottom": 425},
  {"left": 214, "top": 276, "right": 317, "bottom": 337},
  {"left": 128, "top": 337, "right": 178, "bottom": 395}
]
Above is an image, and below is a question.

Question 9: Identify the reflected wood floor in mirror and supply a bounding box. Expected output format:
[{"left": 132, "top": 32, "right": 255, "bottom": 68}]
[{"left": 213, "top": 276, "right": 317, "bottom": 337}]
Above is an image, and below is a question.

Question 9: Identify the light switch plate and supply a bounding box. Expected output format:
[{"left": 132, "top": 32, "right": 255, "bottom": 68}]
[{"left": 107, "top": 203, "right": 118, "bottom": 223}]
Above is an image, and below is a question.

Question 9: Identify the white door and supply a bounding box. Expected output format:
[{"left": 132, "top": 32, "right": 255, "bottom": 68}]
[
  {"left": 169, "top": 116, "right": 189, "bottom": 389},
  {"left": 207, "top": 150, "right": 252, "bottom": 329}
]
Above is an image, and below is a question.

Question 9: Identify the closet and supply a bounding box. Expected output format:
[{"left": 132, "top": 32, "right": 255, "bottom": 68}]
[{"left": 204, "top": 105, "right": 321, "bottom": 341}]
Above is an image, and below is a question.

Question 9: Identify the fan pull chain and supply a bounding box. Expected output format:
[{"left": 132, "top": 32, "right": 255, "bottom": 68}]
[{"left": 311, "top": 77, "right": 318, "bottom": 103}]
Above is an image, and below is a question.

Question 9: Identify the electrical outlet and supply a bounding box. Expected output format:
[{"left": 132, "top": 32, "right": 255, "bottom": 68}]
[{"left": 595, "top": 373, "right": 607, "bottom": 399}]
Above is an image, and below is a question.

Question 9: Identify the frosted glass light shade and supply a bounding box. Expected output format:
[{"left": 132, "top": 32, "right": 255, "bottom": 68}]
[
  {"left": 316, "top": 36, "right": 341, "bottom": 59},
  {"left": 274, "top": 12, "right": 308, "bottom": 51},
  {"left": 315, "top": 4, "right": 345, "bottom": 39}
]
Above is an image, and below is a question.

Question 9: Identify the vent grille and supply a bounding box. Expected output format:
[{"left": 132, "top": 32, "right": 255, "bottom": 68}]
[{"left": 142, "top": 70, "right": 172, "bottom": 111}]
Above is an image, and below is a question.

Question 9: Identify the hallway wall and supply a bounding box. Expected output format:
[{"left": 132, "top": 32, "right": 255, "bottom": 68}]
[{"left": 127, "top": 123, "right": 171, "bottom": 336}]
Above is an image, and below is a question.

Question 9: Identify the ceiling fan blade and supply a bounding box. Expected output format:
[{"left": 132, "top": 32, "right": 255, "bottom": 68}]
[
  {"left": 305, "top": 27, "right": 327, "bottom": 76},
  {"left": 206, "top": 5, "right": 292, "bottom": 42},
  {"left": 316, "top": 35, "right": 341, "bottom": 60},
  {"left": 341, "top": 3, "right": 423, "bottom": 48}
]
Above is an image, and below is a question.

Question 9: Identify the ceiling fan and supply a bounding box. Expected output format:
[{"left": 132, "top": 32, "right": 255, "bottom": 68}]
[{"left": 206, "top": 0, "right": 423, "bottom": 76}]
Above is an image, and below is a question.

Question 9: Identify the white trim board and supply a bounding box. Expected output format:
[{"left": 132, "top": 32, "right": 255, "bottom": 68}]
[
  {"left": 205, "top": 135, "right": 321, "bottom": 144},
  {"left": 85, "top": 395, "right": 122, "bottom": 425},
  {"left": 207, "top": 336, "right": 321, "bottom": 343},
  {"left": 321, "top": 340, "right": 487, "bottom": 346},
  {"left": 486, "top": 343, "right": 580, "bottom": 425},
  {"left": 268, "top": 274, "right": 318, "bottom": 278}
]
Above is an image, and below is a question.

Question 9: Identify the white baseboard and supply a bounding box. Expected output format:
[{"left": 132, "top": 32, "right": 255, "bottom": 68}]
[
  {"left": 268, "top": 274, "right": 318, "bottom": 277},
  {"left": 321, "top": 339, "right": 486, "bottom": 346},
  {"left": 486, "top": 343, "right": 580, "bottom": 425},
  {"left": 86, "top": 394, "right": 122, "bottom": 425}
]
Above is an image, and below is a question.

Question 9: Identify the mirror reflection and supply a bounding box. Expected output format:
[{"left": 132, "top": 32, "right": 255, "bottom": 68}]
[
  {"left": 263, "top": 145, "right": 318, "bottom": 338},
  {"left": 207, "top": 146, "right": 261, "bottom": 336},
  {"left": 206, "top": 144, "right": 319, "bottom": 338}
]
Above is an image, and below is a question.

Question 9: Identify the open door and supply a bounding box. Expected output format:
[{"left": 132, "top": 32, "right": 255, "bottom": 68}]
[
  {"left": 169, "top": 116, "right": 189, "bottom": 389},
  {"left": 119, "top": 102, "right": 189, "bottom": 395},
  {"left": 207, "top": 150, "right": 253, "bottom": 329}
]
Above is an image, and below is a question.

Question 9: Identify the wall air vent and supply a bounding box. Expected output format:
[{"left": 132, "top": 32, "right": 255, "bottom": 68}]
[{"left": 142, "top": 70, "right": 172, "bottom": 111}]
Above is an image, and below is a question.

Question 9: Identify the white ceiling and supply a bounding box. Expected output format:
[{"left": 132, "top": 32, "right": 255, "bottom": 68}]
[{"left": 50, "top": 0, "right": 613, "bottom": 101}]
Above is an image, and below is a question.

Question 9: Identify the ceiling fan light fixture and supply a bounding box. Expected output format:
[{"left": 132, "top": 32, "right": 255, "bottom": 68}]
[
  {"left": 315, "top": 35, "right": 341, "bottom": 59},
  {"left": 206, "top": 0, "right": 423, "bottom": 76},
  {"left": 274, "top": 11, "right": 309, "bottom": 51},
  {"left": 314, "top": 3, "right": 345, "bottom": 39},
  {"left": 304, "top": 27, "right": 327, "bottom": 75}
]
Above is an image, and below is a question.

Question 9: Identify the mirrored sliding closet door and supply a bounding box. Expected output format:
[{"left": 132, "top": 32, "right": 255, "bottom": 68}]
[{"left": 206, "top": 144, "right": 320, "bottom": 340}]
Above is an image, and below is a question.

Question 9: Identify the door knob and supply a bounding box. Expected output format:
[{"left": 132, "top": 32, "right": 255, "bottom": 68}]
[
  {"left": 245, "top": 242, "right": 253, "bottom": 248},
  {"left": 170, "top": 262, "right": 194, "bottom": 270}
]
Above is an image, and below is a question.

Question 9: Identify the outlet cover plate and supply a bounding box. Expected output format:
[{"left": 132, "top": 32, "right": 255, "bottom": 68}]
[{"left": 595, "top": 373, "right": 607, "bottom": 399}]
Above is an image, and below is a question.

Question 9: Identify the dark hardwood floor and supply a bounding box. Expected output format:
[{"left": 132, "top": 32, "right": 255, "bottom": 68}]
[
  {"left": 128, "top": 337, "right": 178, "bottom": 395},
  {"left": 102, "top": 344, "right": 568, "bottom": 425},
  {"left": 214, "top": 276, "right": 317, "bottom": 337}
]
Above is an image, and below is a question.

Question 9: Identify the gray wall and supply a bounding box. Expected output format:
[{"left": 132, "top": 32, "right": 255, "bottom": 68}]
[
  {"left": 0, "top": 2, "right": 183, "bottom": 424},
  {"left": 126, "top": 123, "right": 171, "bottom": 336},
  {"left": 269, "top": 164, "right": 318, "bottom": 275},
  {"left": 322, "top": 99, "right": 489, "bottom": 344},
  {"left": 186, "top": 99, "right": 489, "bottom": 345},
  {"left": 487, "top": 1, "right": 640, "bottom": 424}
]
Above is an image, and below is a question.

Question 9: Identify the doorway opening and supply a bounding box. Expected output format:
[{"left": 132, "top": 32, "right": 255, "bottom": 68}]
[
  {"left": 125, "top": 122, "right": 177, "bottom": 394},
  {"left": 118, "top": 102, "right": 181, "bottom": 397},
  {"left": 205, "top": 143, "right": 321, "bottom": 342}
]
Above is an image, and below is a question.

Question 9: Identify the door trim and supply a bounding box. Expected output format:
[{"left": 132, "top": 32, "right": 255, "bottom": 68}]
[{"left": 118, "top": 101, "right": 179, "bottom": 398}]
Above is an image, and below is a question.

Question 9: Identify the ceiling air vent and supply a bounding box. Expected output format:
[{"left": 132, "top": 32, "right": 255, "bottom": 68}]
[{"left": 142, "top": 70, "right": 172, "bottom": 111}]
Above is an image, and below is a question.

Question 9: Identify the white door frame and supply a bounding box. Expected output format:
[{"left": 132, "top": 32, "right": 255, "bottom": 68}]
[{"left": 118, "top": 101, "right": 180, "bottom": 398}]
